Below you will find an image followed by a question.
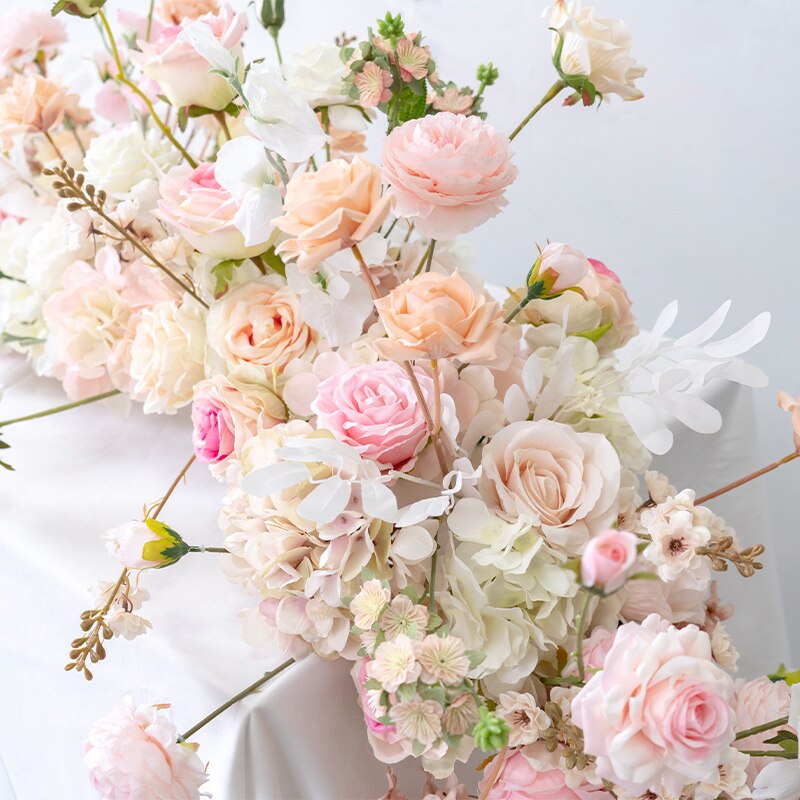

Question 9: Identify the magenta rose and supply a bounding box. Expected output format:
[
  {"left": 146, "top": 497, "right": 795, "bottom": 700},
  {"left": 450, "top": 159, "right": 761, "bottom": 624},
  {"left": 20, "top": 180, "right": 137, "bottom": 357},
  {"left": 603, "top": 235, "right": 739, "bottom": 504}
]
[
  {"left": 580, "top": 528, "right": 638, "bottom": 593},
  {"left": 571, "top": 614, "right": 735, "bottom": 797},
  {"left": 310, "top": 360, "right": 450, "bottom": 470}
]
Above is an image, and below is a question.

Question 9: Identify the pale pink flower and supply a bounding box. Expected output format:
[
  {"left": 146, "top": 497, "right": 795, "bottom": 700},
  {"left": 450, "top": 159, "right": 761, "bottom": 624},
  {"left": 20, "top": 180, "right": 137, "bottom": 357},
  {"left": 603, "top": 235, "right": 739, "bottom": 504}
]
[
  {"left": 538, "top": 241, "right": 592, "bottom": 293},
  {"left": 354, "top": 62, "right": 393, "bottom": 107},
  {"left": 273, "top": 156, "right": 392, "bottom": 272},
  {"left": 431, "top": 86, "right": 473, "bottom": 115},
  {"left": 368, "top": 634, "right": 420, "bottom": 692},
  {"left": 373, "top": 270, "right": 505, "bottom": 363},
  {"left": 417, "top": 634, "right": 470, "bottom": 685},
  {"left": 351, "top": 579, "right": 391, "bottom": 631},
  {"left": 381, "top": 595, "right": 429, "bottom": 640},
  {"left": 91, "top": 581, "right": 152, "bottom": 640},
  {"left": 581, "top": 528, "right": 638, "bottom": 593},
  {"left": 0, "top": 10, "right": 66, "bottom": 73},
  {"left": 158, "top": 162, "right": 275, "bottom": 258},
  {"left": 106, "top": 520, "right": 163, "bottom": 570},
  {"left": 84, "top": 698, "right": 208, "bottom": 799},
  {"left": 311, "top": 361, "right": 443, "bottom": 470},
  {"left": 382, "top": 112, "right": 517, "bottom": 239},
  {"left": 395, "top": 39, "right": 429, "bottom": 82},
  {"left": 695, "top": 747, "right": 750, "bottom": 800},
  {"left": 480, "top": 419, "right": 620, "bottom": 555},
  {"left": 577, "top": 626, "right": 616, "bottom": 672},
  {"left": 777, "top": 391, "right": 800, "bottom": 452},
  {"left": 497, "top": 692, "right": 551, "bottom": 747},
  {"left": 136, "top": 4, "right": 246, "bottom": 111},
  {"left": 572, "top": 614, "right": 736, "bottom": 797},
  {"left": 157, "top": 0, "right": 219, "bottom": 25},
  {"left": 441, "top": 694, "right": 478, "bottom": 737},
  {"left": 390, "top": 695, "right": 443, "bottom": 746}
]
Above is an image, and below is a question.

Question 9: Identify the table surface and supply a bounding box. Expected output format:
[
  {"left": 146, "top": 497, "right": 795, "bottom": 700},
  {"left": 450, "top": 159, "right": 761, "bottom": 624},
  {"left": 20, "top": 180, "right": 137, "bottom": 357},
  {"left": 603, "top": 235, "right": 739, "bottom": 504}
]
[{"left": 0, "top": 353, "right": 790, "bottom": 799}]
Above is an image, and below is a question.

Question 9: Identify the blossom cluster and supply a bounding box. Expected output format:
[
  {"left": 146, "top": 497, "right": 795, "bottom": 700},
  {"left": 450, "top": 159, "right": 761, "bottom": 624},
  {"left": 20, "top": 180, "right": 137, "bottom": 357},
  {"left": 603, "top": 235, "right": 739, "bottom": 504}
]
[{"left": 1, "top": 2, "right": 798, "bottom": 799}]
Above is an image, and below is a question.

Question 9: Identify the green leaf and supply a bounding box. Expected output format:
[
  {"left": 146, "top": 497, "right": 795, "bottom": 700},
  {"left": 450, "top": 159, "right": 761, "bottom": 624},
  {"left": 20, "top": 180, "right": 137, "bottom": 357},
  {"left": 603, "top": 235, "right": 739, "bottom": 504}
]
[
  {"left": 572, "top": 321, "right": 613, "bottom": 343},
  {"left": 0, "top": 459, "right": 13, "bottom": 471},
  {"left": 363, "top": 678, "right": 382, "bottom": 691},
  {"left": 210, "top": 259, "right": 241, "bottom": 297},
  {"left": 467, "top": 650, "right": 487, "bottom": 670},
  {"left": 765, "top": 730, "right": 798, "bottom": 745},
  {"left": 2, "top": 333, "right": 45, "bottom": 347},
  {"left": 627, "top": 571, "right": 661, "bottom": 582},
  {"left": 397, "top": 85, "right": 426, "bottom": 124},
  {"left": 177, "top": 106, "right": 189, "bottom": 133},
  {"left": 396, "top": 682, "right": 418, "bottom": 703},
  {"left": 769, "top": 664, "right": 800, "bottom": 685}
]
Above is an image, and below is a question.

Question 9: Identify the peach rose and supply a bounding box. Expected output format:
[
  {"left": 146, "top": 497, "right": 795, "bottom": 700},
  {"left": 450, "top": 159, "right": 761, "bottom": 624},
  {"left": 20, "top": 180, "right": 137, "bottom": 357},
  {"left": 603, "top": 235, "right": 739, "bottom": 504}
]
[
  {"left": 0, "top": 11, "right": 66, "bottom": 72},
  {"left": 156, "top": 0, "right": 219, "bottom": 24},
  {"left": 0, "top": 75, "right": 90, "bottom": 148},
  {"left": 373, "top": 271, "right": 505, "bottom": 363},
  {"left": 381, "top": 112, "right": 517, "bottom": 239},
  {"left": 206, "top": 276, "right": 316, "bottom": 378},
  {"left": 480, "top": 419, "right": 620, "bottom": 555},
  {"left": 137, "top": 4, "right": 245, "bottom": 111},
  {"left": 273, "top": 157, "right": 392, "bottom": 273},
  {"left": 157, "top": 162, "right": 275, "bottom": 258}
]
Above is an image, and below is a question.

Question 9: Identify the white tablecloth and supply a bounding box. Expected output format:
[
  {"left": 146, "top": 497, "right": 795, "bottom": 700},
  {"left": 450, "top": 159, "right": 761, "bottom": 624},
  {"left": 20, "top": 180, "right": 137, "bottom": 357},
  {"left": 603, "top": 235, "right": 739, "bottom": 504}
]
[{"left": 0, "top": 354, "right": 789, "bottom": 799}]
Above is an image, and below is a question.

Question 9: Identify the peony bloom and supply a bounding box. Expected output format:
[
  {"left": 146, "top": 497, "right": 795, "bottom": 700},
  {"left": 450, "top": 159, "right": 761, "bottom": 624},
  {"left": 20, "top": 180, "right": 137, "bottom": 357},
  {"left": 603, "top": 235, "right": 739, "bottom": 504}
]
[
  {"left": 0, "top": 10, "right": 66, "bottom": 73},
  {"left": 382, "top": 112, "right": 517, "bottom": 239},
  {"left": 310, "top": 360, "right": 448, "bottom": 470},
  {"left": 0, "top": 74, "right": 90, "bottom": 148},
  {"left": 480, "top": 419, "right": 620, "bottom": 555},
  {"left": 581, "top": 528, "right": 638, "bottom": 593},
  {"left": 373, "top": 271, "right": 505, "bottom": 363},
  {"left": 572, "top": 614, "right": 736, "bottom": 797},
  {"left": 84, "top": 698, "right": 208, "bottom": 799},
  {"left": 83, "top": 124, "right": 179, "bottom": 200},
  {"left": 137, "top": 4, "right": 246, "bottom": 111},
  {"left": 158, "top": 162, "right": 276, "bottom": 259},
  {"left": 127, "top": 301, "right": 207, "bottom": 414},
  {"left": 354, "top": 62, "right": 393, "bottom": 107},
  {"left": 273, "top": 157, "right": 392, "bottom": 272},
  {"left": 206, "top": 276, "right": 316, "bottom": 378},
  {"left": 157, "top": 0, "right": 219, "bottom": 25},
  {"left": 545, "top": 1, "right": 646, "bottom": 101}
]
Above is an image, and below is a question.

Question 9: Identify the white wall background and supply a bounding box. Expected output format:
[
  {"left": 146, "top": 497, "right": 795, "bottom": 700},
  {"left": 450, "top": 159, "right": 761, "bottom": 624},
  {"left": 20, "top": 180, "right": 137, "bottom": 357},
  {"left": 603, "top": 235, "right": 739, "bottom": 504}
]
[{"left": 4, "top": 0, "right": 800, "bottom": 658}]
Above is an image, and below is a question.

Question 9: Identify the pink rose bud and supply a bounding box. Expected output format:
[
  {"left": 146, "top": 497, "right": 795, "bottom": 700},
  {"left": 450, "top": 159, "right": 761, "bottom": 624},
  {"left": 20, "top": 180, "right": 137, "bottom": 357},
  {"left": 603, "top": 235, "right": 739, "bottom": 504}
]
[{"left": 580, "top": 528, "right": 638, "bottom": 593}]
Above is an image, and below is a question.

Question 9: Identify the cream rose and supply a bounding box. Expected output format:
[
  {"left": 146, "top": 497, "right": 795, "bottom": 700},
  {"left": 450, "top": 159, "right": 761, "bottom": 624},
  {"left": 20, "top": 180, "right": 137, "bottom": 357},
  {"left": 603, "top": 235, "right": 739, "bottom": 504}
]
[
  {"left": 206, "top": 276, "right": 316, "bottom": 378},
  {"left": 128, "top": 301, "right": 207, "bottom": 414},
  {"left": 480, "top": 419, "right": 620, "bottom": 554}
]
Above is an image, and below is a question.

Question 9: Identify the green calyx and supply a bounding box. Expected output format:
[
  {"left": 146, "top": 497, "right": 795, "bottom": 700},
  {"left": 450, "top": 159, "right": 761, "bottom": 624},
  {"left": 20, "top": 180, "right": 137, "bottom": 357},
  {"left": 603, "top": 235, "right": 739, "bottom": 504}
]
[
  {"left": 550, "top": 28, "right": 601, "bottom": 107},
  {"left": 257, "top": 0, "right": 286, "bottom": 33},
  {"left": 473, "top": 707, "right": 510, "bottom": 752},
  {"left": 51, "top": 0, "right": 106, "bottom": 18},
  {"left": 476, "top": 62, "right": 500, "bottom": 88},
  {"left": 377, "top": 11, "right": 405, "bottom": 47},
  {"left": 141, "top": 518, "right": 191, "bottom": 568}
]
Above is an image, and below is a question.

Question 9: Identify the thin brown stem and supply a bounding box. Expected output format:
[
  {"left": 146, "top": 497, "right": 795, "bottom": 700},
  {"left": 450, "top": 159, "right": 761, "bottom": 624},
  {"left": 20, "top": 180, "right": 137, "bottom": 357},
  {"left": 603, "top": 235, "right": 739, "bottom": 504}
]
[
  {"left": 99, "top": 11, "right": 197, "bottom": 168},
  {"left": 695, "top": 451, "right": 799, "bottom": 506},
  {"left": 431, "top": 358, "right": 441, "bottom": 435},
  {"left": 43, "top": 130, "right": 66, "bottom": 162},
  {"left": 478, "top": 746, "right": 509, "bottom": 800},
  {"left": 151, "top": 455, "right": 196, "bottom": 519},
  {"left": 179, "top": 659, "right": 294, "bottom": 741},
  {"left": 251, "top": 254, "right": 268, "bottom": 276}
]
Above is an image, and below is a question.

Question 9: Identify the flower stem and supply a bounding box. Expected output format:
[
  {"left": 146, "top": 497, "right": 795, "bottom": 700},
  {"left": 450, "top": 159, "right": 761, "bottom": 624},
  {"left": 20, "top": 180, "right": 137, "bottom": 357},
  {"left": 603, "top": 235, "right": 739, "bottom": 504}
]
[
  {"left": 98, "top": 10, "right": 198, "bottom": 168},
  {"left": 431, "top": 359, "right": 442, "bottom": 435},
  {"left": 424, "top": 239, "right": 436, "bottom": 272},
  {"left": 574, "top": 590, "right": 593, "bottom": 683},
  {"left": 270, "top": 28, "right": 283, "bottom": 65},
  {"left": 321, "top": 106, "right": 331, "bottom": 161},
  {"left": 0, "top": 389, "right": 120, "bottom": 429},
  {"left": 695, "top": 451, "right": 800, "bottom": 505},
  {"left": 214, "top": 111, "right": 232, "bottom": 141},
  {"left": 179, "top": 658, "right": 294, "bottom": 741},
  {"left": 351, "top": 244, "right": 450, "bottom": 475},
  {"left": 540, "top": 676, "right": 584, "bottom": 687},
  {"left": 43, "top": 130, "right": 66, "bottom": 162},
  {"left": 738, "top": 749, "right": 795, "bottom": 759},
  {"left": 735, "top": 715, "right": 790, "bottom": 741},
  {"left": 508, "top": 79, "right": 567, "bottom": 142},
  {"left": 151, "top": 455, "right": 196, "bottom": 519},
  {"left": 504, "top": 296, "right": 531, "bottom": 324},
  {"left": 145, "top": 0, "right": 155, "bottom": 41},
  {"left": 187, "top": 546, "right": 229, "bottom": 554},
  {"left": 478, "top": 746, "right": 509, "bottom": 800}
]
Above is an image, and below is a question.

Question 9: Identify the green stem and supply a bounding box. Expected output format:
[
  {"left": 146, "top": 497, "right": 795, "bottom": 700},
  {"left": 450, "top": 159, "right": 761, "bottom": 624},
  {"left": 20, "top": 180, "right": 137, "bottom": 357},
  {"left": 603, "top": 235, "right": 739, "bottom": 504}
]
[
  {"left": 504, "top": 296, "right": 530, "bottom": 324},
  {"left": 541, "top": 676, "right": 585, "bottom": 687},
  {"left": 424, "top": 239, "right": 436, "bottom": 272},
  {"left": 321, "top": 106, "right": 331, "bottom": 161},
  {"left": 735, "top": 716, "right": 790, "bottom": 741},
  {"left": 0, "top": 389, "right": 120, "bottom": 429},
  {"left": 188, "top": 546, "right": 229, "bottom": 554},
  {"left": 270, "top": 28, "right": 283, "bottom": 65},
  {"left": 574, "top": 590, "right": 593, "bottom": 683},
  {"left": 508, "top": 79, "right": 566, "bottom": 142},
  {"left": 146, "top": 0, "right": 155, "bottom": 42},
  {"left": 427, "top": 543, "right": 438, "bottom": 614},
  {"left": 738, "top": 749, "right": 795, "bottom": 759},
  {"left": 178, "top": 659, "right": 294, "bottom": 741},
  {"left": 382, "top": 217, "right": 399, "bottom": 239}
]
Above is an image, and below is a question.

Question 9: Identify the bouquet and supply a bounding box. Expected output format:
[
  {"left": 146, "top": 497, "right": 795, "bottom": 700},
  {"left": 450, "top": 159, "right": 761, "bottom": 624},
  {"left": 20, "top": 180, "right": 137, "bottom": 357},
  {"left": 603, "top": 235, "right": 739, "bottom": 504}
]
[{"left": 1, "top": 0, "right": 799, "bottom": 798}]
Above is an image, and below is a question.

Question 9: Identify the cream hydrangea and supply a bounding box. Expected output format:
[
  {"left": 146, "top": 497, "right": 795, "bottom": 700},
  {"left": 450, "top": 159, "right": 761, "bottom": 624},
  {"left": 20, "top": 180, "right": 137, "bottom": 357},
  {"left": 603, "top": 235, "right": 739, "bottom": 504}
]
[{"left": 128, "top": 301, "right": 207, "bottom": 414}]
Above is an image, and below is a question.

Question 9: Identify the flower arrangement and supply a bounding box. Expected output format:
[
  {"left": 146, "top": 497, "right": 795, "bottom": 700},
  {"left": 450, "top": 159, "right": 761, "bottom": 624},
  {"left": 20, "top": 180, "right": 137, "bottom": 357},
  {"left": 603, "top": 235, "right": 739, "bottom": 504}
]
[{"left": 1, "top": 1, "right": 799, "bottom": 798}]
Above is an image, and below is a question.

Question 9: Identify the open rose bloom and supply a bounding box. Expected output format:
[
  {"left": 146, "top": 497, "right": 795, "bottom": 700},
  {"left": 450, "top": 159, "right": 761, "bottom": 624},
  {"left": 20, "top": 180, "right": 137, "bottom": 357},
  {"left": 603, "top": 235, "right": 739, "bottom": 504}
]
[{"left": 0, "top": 4, "right": 791, "bottom": 800}]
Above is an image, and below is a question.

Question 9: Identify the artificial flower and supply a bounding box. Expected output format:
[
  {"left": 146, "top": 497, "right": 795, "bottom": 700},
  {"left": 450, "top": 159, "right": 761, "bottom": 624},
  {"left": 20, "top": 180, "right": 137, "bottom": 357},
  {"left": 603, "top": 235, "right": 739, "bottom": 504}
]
[{"left": 580, "top": 528, "right": 638, "bottom": 593}]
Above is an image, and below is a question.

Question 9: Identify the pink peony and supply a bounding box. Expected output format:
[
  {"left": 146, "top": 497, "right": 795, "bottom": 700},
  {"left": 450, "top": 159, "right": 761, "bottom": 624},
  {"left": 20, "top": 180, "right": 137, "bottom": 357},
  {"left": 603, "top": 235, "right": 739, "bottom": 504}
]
[
  {"left": 0, "top": 10, "right": 66, "bottom": 72},
  {"left": 571, "top": 614, "right": 736, "bottom": 797},
  {"left": 83, "top": 698, "right": 208, "bottom": 799},
  {"left": 158, "top": 162, "right": 274, "bottom": 258},
  {"left": 136, "top": 4, "right": 246, "bottom": 111},
  {"left": 580, "top": 528, "right": 638, "bottom": 593},
  {"left": 310, "top": 360, "right": 444, "bottom": 470},
  {"left": 157, "top": 0, "right": 220, "bottom": 25},
  {"left": 381, "top": 112, "right": 517, "bottom": 239}
]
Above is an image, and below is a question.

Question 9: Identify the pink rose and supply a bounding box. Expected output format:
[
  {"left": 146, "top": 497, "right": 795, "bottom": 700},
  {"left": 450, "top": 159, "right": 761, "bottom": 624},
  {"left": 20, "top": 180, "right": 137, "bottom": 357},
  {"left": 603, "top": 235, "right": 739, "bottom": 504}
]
[
  {"left": 587, "top": 258, "right": 620, "bottom": 283},
  {"left": 382, "top": 112, "right": 517, "bottom": 239},
  {"left": 191, "top": 372, "right": 284, "bottom": 465},
  {"left": 537, "top": 242, "right": 591, "bottom": 293},
  {"left": 480, "top": 420, "right": 620, "bottom": 556},
  {"left": 0, "top": 10, "right": 66, "bottom": 72},
  {"left": 310, "top": 360, "right": 445, "bottom": 470},
  {"left": 580, "top": 529, "right": 638, "bottom": 593},
  {"left": 136, "top": 4, "right": 246, "bottom": 111},
  {"left": 157, "top": 0, "right": 220, "bottom": 25},
  {"left": 578, "top": 626, "right": 615, "bottom": 673},
  {"left": 84, "top": 698, "right": 208, "bottom": 799},
  {"left": 733, "top": 676, "right": 793, "bottom": 781},
  {"left": 158, "top": 162, "right": 275, "bottom": 258},
  {"left": 572, "top": 614, "right": 736, "bottom": 797}
]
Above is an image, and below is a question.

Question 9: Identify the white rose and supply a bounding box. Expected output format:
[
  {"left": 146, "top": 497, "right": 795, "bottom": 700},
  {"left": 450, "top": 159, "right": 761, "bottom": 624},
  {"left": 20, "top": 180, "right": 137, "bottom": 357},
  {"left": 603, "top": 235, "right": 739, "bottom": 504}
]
[
  {"left": 128, "top": 301, "right": 207, "bottom": 414},
  {"left": 83, "top": 124, "right": 179, "bottom": 199},
  {"left": 545, "top": 1, "right": 646, "bottom": 101}
]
